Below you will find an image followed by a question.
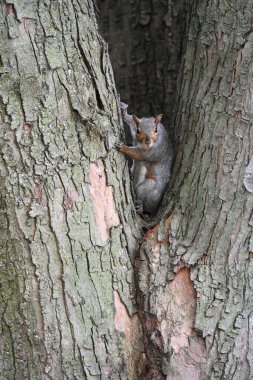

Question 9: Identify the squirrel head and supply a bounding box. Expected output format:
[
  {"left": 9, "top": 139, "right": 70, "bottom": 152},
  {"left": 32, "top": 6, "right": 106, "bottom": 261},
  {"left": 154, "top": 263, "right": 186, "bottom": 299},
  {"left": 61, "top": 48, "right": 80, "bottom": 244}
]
[{"left": 132, "top": 114, "right": 163, "bottom": 146}]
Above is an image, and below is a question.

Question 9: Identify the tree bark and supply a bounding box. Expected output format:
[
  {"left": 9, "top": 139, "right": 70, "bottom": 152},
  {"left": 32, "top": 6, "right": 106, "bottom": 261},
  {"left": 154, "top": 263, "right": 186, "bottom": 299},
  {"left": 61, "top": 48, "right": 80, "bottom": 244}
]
[
  {"left": 137, "top": 1, "right": 253, "bottom": 379},
  {"left": 0, "top": 1, "right": 142, "bottom": 379},
  {"left": 2, "top": 0, "right": 253, "bottom": 379}
]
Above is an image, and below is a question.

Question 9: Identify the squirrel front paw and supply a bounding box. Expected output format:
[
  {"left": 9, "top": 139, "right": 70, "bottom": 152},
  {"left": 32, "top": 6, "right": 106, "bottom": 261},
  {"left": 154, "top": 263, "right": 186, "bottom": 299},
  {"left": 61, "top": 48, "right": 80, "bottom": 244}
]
[{"left": 114, "top": 140, "right": 124, "bottom": 150}]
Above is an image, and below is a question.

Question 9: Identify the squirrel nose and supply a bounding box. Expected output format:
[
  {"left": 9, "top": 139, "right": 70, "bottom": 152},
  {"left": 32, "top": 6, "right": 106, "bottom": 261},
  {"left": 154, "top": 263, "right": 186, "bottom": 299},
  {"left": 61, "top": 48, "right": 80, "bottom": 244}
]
[{"left": 145, "top": 138, "right": 151, "bottom": 144}]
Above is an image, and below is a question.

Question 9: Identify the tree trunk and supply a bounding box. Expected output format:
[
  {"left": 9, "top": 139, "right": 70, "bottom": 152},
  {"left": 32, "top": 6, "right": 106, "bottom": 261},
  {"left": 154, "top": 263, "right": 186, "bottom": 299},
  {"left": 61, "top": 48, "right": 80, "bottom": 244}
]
[
  {"left": 97, "top": 0, "right": 186, "bottom": 127},
  {"left": 1, "top": 0, "right": 253, "bottom": 379},
  {"left": 0, "top": 1, "right": 142, "bottom": 379},
  {"left": 137, "top": 1, "right": 253, "bottom": 379}
]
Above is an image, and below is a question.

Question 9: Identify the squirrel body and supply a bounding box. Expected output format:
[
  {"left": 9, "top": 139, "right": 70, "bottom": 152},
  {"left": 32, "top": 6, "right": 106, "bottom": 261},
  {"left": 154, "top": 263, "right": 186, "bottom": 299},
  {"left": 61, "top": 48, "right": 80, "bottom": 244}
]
[{"left": 116, "top": 103, "right": 173, "bottom": 214}]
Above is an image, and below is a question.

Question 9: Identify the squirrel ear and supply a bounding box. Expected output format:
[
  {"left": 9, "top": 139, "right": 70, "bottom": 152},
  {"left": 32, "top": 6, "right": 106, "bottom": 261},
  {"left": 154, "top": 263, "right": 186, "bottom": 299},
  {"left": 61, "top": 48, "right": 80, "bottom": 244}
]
[
  {"left": 154, "top": 114, "right": 163, "bottom": 124},
  {"left": 132, "top": 114, "right": 141, "bottom": 126}
]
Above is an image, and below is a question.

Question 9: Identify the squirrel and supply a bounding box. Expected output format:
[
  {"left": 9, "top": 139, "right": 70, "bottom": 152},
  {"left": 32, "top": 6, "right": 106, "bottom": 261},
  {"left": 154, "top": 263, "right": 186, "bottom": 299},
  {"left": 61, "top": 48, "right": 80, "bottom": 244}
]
[{"left": 115, "top": 102, "right": 173, "bottom": 215}]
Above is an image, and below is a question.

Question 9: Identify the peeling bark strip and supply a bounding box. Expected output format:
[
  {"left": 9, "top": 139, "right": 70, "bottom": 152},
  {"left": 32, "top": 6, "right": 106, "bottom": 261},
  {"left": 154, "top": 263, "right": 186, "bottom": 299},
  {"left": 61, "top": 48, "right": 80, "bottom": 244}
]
[
  {"left": 138, "top": 216, "right": 206, "bottom": 378},
  {"left": 89, "top": 160, "right": 120, "bottom": 243},
  {"left": 244, "top": 155, "right": 253, "bottom": 192},
  {"left": 0, "top": 1, "right": 141, "bottom": 378},
  {"left": 137, "top": 0, "right": 253, "bottom": 378},
  {"left": 114, "top": 291, "right": 145, "bottom": 379}
]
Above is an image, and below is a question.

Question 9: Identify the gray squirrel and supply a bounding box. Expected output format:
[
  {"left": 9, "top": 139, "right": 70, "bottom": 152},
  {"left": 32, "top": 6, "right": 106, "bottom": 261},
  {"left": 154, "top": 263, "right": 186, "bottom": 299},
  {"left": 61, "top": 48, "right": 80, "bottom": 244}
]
[{"left": 115, "top": 102, "right": 173, "bottom": 215}]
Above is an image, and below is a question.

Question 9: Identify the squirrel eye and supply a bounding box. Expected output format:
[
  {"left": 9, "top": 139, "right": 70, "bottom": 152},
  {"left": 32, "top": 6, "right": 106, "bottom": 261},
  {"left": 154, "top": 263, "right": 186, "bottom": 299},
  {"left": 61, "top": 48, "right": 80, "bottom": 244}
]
[{"left": 154, "top": 125, "right": 158, "bottom": 133}]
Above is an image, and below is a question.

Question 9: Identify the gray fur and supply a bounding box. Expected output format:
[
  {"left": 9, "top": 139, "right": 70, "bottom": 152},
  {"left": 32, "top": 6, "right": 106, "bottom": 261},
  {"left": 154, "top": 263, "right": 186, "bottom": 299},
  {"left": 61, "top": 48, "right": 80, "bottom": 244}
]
[{"left": 119, "top": 103, "right": 173, "bottom": 215}]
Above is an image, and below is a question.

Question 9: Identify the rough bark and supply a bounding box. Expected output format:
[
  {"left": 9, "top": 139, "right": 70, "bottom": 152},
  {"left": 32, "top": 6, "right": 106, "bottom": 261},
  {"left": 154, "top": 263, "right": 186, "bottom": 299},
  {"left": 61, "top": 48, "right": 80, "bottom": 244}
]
[
  {"left": 0, "top": 1, "right": 142, "bottom": 379},
  {"left": 2, "top": 0, "right": 253, "bottom": 379},
  {"left": 97, "top": 0, "right": 186, "bottom": 127},
  {"left": 138, "top": 1, "right": 253, "bottom": 379}
]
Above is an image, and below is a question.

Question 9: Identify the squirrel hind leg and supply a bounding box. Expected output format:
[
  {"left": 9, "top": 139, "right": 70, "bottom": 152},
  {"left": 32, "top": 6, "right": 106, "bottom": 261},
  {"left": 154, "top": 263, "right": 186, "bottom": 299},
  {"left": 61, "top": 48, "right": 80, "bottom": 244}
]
[{"left": 136, "top": 180, "right": 163, "bottom": 215}]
